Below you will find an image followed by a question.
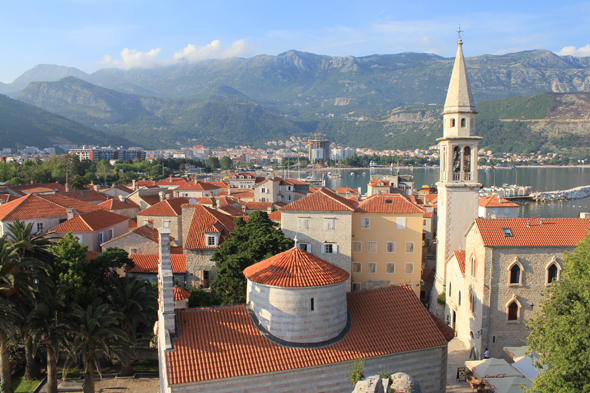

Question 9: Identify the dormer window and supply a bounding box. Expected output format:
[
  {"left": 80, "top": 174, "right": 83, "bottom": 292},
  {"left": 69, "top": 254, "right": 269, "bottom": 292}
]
[
  {"left": 502, "top": 228, "right": 513, "bottom": 238},
  {"left": 240, "top": 176, "right": 244, "bottom": 179},
  {"left": 206, "top": 235, "right": 217, "bottom": 246},
  {"left": 232, "top": 176, "right": 236, "bottom": 179}
]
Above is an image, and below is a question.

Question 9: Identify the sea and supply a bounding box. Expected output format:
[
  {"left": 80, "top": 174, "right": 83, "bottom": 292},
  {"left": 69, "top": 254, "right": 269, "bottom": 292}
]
[{"left": 285, "top": 167, "right": 590, "bottom": 219}]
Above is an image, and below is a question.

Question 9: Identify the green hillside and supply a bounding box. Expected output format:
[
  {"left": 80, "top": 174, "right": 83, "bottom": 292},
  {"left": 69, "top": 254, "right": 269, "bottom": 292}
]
[{"left": 0, "top": 94, "right": 131, "bottom": 150}]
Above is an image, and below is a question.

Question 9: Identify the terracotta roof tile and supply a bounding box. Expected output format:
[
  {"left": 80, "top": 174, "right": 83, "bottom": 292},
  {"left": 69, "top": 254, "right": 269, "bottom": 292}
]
[
  {"left": 475, "top": 218, "right": 590, "bottom": 247},
  {"left": 268, "top": 211, "right": 281, "bottom": 220},
  {"left": 175, "top": 181, "right": 220, "bottom": 191},
  {"left": 244, "top": 248, "right": 349, "bottom": 287},
  {"left": 114, "top": 185, "right": 134, "bottom": 193},
  {"left": 429, "top": 312, "right": 455, "bottom": 342},
  {"left": 0, "top": 194, "right": 18, "bottom": 204},
  {"left": 156, "top": 177, "right": 187, "bottom": 186},
  {"left": 229, "top": 172, "right": 256, "bottom": 179},
  {"left": 479, "top": 195, "right": 519, "bottom": 208},
  {"left": 127, "top": 253, "right": 186, "bottom": 273},
  {"left": 218, "top": 205, "right": 248, "bottom": 217},
  {"left": 98, "top": 198, "right": 139, "bottom": 210},
  {"left": 424, "top": 194, "right": 438, "bottom": 203},
  {"left": 131, "top": 180, "right": 156, "bottom": 187},
  {"left": 0, "top": 194, "right": 98, "bottom": 221},
  {"left": 139, "top": 195, "right": 162, "bottom": 206},
  {"left": 281, "top": 188, "right": 356, "bottom": 212},
  {"left": 455, "top": 251, "right": 466, "bottom": 275},
  {"left": 50, "top": 210, "right": 129, "bottom": 232},
  {"left": 102, "top": 225, "right": 160, "bottom": 246},
  {"left": 244, "top": 202, "right": 273, "bottom": 210},
  {"left": 356, "top": 194, "right": 424, "bottom": 214},
  {"left": 166, "top": 285, "right": 451, "bottom": 385},
  {"left": 56, "top": 190, "right": 110, "bottom": 203},
  {"left": 218, "top": 190, "right": 254, "bottom": 198},
  {"left": 336, "top": 187, "right": 359, "bottom": 195},
  {"left": 184, "top": 204, "right": 236, "bottom": 250},
  {"left": 10, "top": 182, "right": 66, "bottom": 194},
  {"left": 173, "top": 286, "right": 191, "bottom": 301},
  {"left": 42, "top": 194, "right": 102, "bottom": 213},
  {"left": 138, "top": 198, "right": 190, "bottom": 217}
]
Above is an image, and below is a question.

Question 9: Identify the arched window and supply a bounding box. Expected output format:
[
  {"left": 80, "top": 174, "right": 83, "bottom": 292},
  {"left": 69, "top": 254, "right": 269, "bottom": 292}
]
[
  {"left": 449, "top": 282, "right": 452, "bottom": 297},
  {"left": 463, "top": 147, "right": 471, "bottom": 174},
  {"left": 461, "top": 118, "right": 466, "bottom": 127},
  {"left": 547, "top": 264, "right": 558, "bottom": 284},
  {"left": 471, "top": 256, "right": 476, "bottom": 277},
  {"left": 469, "top": 290, "right": 475, "bottom": 313},
  {"left": 507, "top": 302, "right": 518, "bottom": 321},
  {"left": 510, "top": 264, "right": 521, "bottom": 284},
  {"left": 453, "top": 146, "right": 461, "bottom": 173},
  {"left": 451, "top": 118, "right": 456, "bottom": 127}
]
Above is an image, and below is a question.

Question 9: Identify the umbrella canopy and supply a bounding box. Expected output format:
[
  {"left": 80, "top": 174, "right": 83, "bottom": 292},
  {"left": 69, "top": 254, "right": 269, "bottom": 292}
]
[
  {"left": 484, "top": 377, "right": 532, "bottom": 393},
  {"left": 465, "top": 358, "right": 524, "bottom": 379},
  {"left": 512, "top": 356, "right": 540, "bottom": 380},
  {"left": 503, "top": 346, "right": 529, "bottom": 362}
]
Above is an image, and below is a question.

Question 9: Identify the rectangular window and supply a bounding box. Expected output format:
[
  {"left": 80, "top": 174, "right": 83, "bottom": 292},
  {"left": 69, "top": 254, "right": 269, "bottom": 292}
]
[
  {"left": 98, "top": 233, "right": 104, "bottom": 244},
  {"left": 298, "top": 218, "right": 309, "bottom": 230},
  {"left": 36, "top": 222, "right": 43, "bottom": 232},
  {"left": 396, "top": 217, "right": 407, "bottom": 230},
  {"left": 324, "top": 218, "right": 335, "bottom": 231},
  {"left": 360, "top": 217, "right": 370, "bottom": 229},
  {"left": 287, "top": 195, "right": 291, "bottom": 201},
  {"left": 207, "top": 236, "right": 216, "bottom": 246},
  {"left": 108, "top": 228, "right": 114, "bottom": 240},
  {"left": 130, "top": 248, "right": 138, "bottom": 254},
  {"left": 298, "top": 243, "right": 310, "bottom": 252},
  {"left": 352, "top": 241, "right": 362, "bottom": 253},
  {"left": 367, "top": 262, "right": 377, "bottom": 274},
  {"left": 352, "top": 283, "right": 361, "bottom": 292},
  {"left": 367, "top": 241, "right": 377, "bottom": 253},
  {"left": 352, "top": 262, "right": 361, "bottom": 273},
  {"left": 404, "top": 262, "right": 414, "bottom": 274},
  {"left": 386, "top": 241, "right": 395, "bottom": 253},
  {"left": 405, "top": 242, "right": 414, "bottom": 253},
  {"left": 324, "top": 244, "right": 334, "bottom": 254},
  {"left": 310, "top": 298, "right": 315, "bottom": 312},
  {"left": 386, "top": 262, "right": 395, "bottom": 274}
]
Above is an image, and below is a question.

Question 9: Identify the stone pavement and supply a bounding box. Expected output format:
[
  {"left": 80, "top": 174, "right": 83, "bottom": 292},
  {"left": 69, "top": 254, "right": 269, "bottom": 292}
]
[
  {"left": 38, "top": 377, "right": 159, "bottom": 393},
  {"left": 446, "top": 337, "right": 473, "bottom": 393}
]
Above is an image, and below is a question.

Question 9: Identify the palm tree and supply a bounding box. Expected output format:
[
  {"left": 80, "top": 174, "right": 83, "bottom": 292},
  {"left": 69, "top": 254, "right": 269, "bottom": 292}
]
[
  {"left": 0, "top": 235, "right": 39, "bottom": 393},
  {"left": 6, "top": 221, "right": 53, "bottom": 381},
  {"left": 66, "top": 298, "right": 134, "bottom": 393},
  {"left": 107, "top": 277, "right": 157, "bottom": 376},
  {"left": 29, "top": 286, "right": 67, "bottom": 393}
]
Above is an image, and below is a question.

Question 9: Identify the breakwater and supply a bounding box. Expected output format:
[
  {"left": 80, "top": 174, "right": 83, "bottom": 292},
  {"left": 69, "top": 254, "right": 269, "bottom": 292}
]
[{"left": 532, "top": 185, "right": 590, "bottom": 201}]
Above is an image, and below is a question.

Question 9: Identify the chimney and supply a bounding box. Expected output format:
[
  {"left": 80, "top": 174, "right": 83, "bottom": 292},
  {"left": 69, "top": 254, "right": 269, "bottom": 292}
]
[
  {"left": 228, "top": 185, "right": 231, "bottom": 196},
  {"left": 158, "top": 220, "right": 176, "bottom": 347},
  {"left": 165, "top": 193, "right": 170, "bottom": 200},
  {"left": 65, "top": 182, "right": 69, "bottom": 192},
  {"left": 132, "top": 179, "right": 137, "bottom": 191},
  {"left": 159, "top": 191, "right": 165, "bottom": 202},
  {"left": 169, "top": 174, "right": 172, "bottom": 183},
  {"left": 66, "top": 208, "right": 76, "bottom": 220},
  {"left": 94, "top": 184, "right": 99, "bottom": 192},
  {"left": 118, "top": 195, "right": 125, "bottom": 203}
]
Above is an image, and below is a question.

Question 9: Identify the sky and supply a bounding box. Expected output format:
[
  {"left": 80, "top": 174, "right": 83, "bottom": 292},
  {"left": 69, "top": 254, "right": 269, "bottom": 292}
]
[{"left": 1, "top": 0, "right": 590, "bottom": 83}]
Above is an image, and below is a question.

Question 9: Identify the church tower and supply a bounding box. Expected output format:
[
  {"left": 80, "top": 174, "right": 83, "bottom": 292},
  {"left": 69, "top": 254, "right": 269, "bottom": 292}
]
[{"left": 431, "top": 38, "right": 482, "bottom": 315}]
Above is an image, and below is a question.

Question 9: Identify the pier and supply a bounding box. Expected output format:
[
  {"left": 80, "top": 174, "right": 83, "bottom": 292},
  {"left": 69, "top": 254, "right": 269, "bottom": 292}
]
[{"left": 532, "top": 185, "right": 590, "bottom": 202}]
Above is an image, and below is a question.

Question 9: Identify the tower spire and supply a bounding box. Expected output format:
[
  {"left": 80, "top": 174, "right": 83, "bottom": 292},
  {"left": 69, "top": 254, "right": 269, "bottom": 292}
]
[{"left": 444, "top": 35, "right": 475, "bottom": 115}]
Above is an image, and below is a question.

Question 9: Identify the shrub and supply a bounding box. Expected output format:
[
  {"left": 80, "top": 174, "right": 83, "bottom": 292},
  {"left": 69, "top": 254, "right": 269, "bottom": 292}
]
[
  {"left": 348, "top": 358, "right": 365, "bottom": 386},
  {"left": 437, "top": 292, "right": 446, "bottom": 306}
]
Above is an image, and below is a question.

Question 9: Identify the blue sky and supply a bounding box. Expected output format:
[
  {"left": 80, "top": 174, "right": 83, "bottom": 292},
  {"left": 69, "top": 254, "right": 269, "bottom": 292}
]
[{"left": 1, "top": 0, "right": 590, "bottom": 83}]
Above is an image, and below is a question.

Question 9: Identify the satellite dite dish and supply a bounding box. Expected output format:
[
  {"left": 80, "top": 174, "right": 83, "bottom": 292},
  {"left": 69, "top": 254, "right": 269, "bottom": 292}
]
[{"left": 189, "top": 198, "right": 197, "bottom": 205}]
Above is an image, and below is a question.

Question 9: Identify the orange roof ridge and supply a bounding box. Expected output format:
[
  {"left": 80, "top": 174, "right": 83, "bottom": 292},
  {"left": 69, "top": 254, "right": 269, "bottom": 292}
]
[
  {"left": 281, "top": 187, "right": 356, "bottom": 212},
  {"left": 243, "top": 248, "right": 349, "bottom": 287}
]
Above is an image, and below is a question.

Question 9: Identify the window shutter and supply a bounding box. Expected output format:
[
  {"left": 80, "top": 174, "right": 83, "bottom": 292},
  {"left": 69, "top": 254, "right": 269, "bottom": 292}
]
[
  {"left": 335, "top": 244, "right": 339, "bottom": 254},
  {"left": 321, "top": 244, "right": 325, "bottom": 254}
]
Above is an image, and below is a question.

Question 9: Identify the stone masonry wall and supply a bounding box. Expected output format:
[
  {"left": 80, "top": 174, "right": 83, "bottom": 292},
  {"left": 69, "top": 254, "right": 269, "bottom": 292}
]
[
  {"left": 136, "top": 215, "right": 183, "bottom": 246},
  {"left": 102, "top": 232, "right": 160, "bottom": 254},
  {"left": 166, "top": 346, "right": 447, "bottom": 393},
  {"left": 185, "top": 250, "right": 216, "bottom": 288}
]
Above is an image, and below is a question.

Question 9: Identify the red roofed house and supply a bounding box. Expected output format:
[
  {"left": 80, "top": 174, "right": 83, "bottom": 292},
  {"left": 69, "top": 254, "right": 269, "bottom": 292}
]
[
  {"left": 101, "top": 225, "right": 162, "bottom": 254},
  {"left": 227, "top": 172, "right": 257, "bottom": 189},
  {"left": 0, "top": 194, "right": 99, "bottom": 237},
  {"left": 137, "top": 198, "right": 189, "bottom": 246},
  {"left": 127, "top": 187, "right": 171, "bottom": 210},
  {"left": 126, "top": 252, "right": 186, "bottom": 284},
  {"left": 444, "top": 217, "right": 590, "bottom": 360},
  {"left": 98, "top": 196, "right": 140, "bottom": 218},
  {"left": 172, "top": 181, "right": 222, "bottom": 198},
  {"left": 280, "top": 188, "right": 357, "bottom": 290},
  {"left": 181, "top": 203, "right": 235, "bottom": 289},
  {"left": 155, "top": 176, "right": 188, "bottom": 190},
  {"left": 478, "top": 194, "right": 519, "bottom": 219},
  {"left": 50, "top": 209, "right": 130, "bottom": 252},
  {"left": 155, "top": 234, "right": 453, "bottom": 393}
]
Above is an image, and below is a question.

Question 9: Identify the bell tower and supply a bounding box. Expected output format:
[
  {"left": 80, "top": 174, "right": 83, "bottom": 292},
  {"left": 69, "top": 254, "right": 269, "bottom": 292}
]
[{"left": 431, "top": 37, "right": 482, "bottom": 316}]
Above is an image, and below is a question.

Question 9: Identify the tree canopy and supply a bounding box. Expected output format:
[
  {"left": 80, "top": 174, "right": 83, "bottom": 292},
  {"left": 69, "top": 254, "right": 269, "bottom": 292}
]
[
  {"left": 210, "top": 211, "right": 294, "bottom": 305},
  {"left": 527, "top": 234, "right": 590, "bottom": 392}
]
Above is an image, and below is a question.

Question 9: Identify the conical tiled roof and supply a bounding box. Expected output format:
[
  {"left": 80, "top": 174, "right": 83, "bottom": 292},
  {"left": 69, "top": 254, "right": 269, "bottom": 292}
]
[
  {"left": 243, "top": 247, "right": 349, "bottom": 287},
  {"left": 173, "top": 285, "right": 191, "bottom": 301},
  {"left": 443, "top": 39, "right": 476, "bottom": 114}
]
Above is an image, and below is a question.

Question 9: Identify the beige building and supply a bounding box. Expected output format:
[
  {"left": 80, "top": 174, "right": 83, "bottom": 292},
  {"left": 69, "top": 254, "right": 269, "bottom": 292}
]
[
  {"left": 478, "top": 195, "right": 519, "bottom": 218},
  {"left": 444, "top": 218, "right": 590, "bottom": 360},
  {"left": 351, "top": 194, "right": 424, "bottom": 296},
  {"left": 228, "top": 172, "right": 258, "bottom": 189},
  {"left": 101, "top": 225, "right": 162, "bottom": 254},
  {"left": 254, "top": 178, "right": 310, "bottom": 204},
  {"left": 136, "top": 198, "right": 189, "bottom": 246},
  {"left": 173, "top": 181, "right": 222, "bottom": 198},
  {"left": 280, "top": 188, "right": 356, "bottom": 290}
]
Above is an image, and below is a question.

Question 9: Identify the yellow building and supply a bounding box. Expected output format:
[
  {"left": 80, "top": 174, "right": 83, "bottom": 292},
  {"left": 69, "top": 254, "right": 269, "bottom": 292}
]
[{"left": 351, "top": 194, "right": 424, "bottom": 295}]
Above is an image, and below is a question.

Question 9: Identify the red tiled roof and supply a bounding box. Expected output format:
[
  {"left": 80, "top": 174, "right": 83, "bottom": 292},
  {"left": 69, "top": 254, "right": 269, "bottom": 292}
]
[
  {"left": 424, "top": 194, "right": 438, "bottom": 203},
  {"left": 215, "top": 196, "right": 240, "bottom": 207},
  {"left": 175, "top": 181, "right": 220, "bottom": 191},
  {"left": 229, "top": 172, "right": 256, "bottom": 179},
  {"left": 285, "top": 178, "right": 309, "bottom": 185},
  {"left": 454, "top": 251, "right": 466, "bottom": 275},
  {"left": 369, "top": 180, "right": 390, "bottom": 186},
  {"left": 139, "top": 195, "right": 162, "bottom": 206},
  {"left": 478, "top": 195, "right": 519, "bottom": 208},
  {"left": 138, "top": 198, "right": 190, "bottom": 217},
  {"left": 356, "top": 194, "right": 424, "bottom": 214},
  {"left": 429, "top": 312, "right": 455, "bottom": 342},
  {"left": 166, "top": 285, "right": 451, "bottom": 385},
  {"left": 244, "top": 248, "right": 349, "bottom": 287},
  {"left": 156, "top": 177, "right": 187, "bottom": 186},
  {"left": 0, "top": 194, "right": 17, "bottom": 204},
  {"left": 218, "top": 190, "right": 254, "bottom": 198},
  {"left": 173, "top": 286, "right": 191, "bottom": 301},
  {"left": 103, "top": 225, "right": 160, "bottom": 246},
  {"left": 244, "top": 202, "right": 273, "bottom": 210},
  {"left": 50, "top": 210, "right": 129, "bottom": 232},
  {"left": 211, "top": 181, "right": 229, "bottom": 189},
  {"left": 0, "top": 194, "right": 98, "bottom": 221},
  {"left": 114, "top": 185, "right": 134, "bottom": 193},
  {"left": 98, "top": 198, "right": 139, "bottom": 210},
  {"left": 281, "top": 188, "right": 356, "bottom": 212},
  {"left": 218, "top": 205, "right": 248, "bottom": 217},
  {"left": 336, "top": 187, "right": 359, "bottom": 195},
  {"left": 475, "top": 218, "right": 590, "bottom": 247},
  {"left": 421, "top": 269, "right": 435, "bottom": 284},
  {"left": 424, "top": 212, "right": 433, "bottom": 218},
  {"left": 10, "top": 182, "right": 66, "bottom": 194},
  {"left": 56, "top": 190, "right": 110, "bottom": 203},
  {"left": 184, "top": 204, "right": 236, "bottom": 250},
  {"left": 127, "top": 253, "right": 186, "bottom": 273},
  {"left": 268, "top": 211, "right": 281, "bottom": 220},
  {"left": 129, "top": 218, "right": 138, "bottom": 229},
  {"left": 132, "top": 180, "right": 156, "bottom": 187}
]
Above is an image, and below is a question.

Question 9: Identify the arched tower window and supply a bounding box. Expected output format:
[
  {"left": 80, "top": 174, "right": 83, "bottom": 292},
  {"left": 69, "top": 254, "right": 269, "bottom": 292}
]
[
  {"left": 461, "top": 118, "right": 466, "bottom": 127},
  {"left": 510, "top": 265, "right": 521, "bottom": 284},
  {"left": 545, "top": 258, "right": 562, "bottom": 286},
  {"left": 451, "top": 118, "right": 456, "bottom": 127},
  {"left": 547, "top": 264, "right": 558, "bottom": 284},
  {"left": 507, "top": 302, "right": 519, "bottom": 321},
  {"left": 453, "top": 147, "right": 461, "bottom": 174},
  {"left": 463, "top": 147, "right": 471, "bottom": 173}
]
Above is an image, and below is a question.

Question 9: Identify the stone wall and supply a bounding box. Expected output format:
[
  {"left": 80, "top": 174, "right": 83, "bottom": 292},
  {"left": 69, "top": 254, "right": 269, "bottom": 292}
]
[
  {"left": 165, "top": 346, "right": 447, "bottom": 393},
  {"left": 247, "top": 280, "right": 347, "bottom": 343},
  {"left": 136, "top": 215, "right": 183, "bottom": 246},
  {"left": 102, "top": 232, "right": 159, "bottom": 254},
  {"left": 185, "top": 250, "right": 216, "bottom": 288}
]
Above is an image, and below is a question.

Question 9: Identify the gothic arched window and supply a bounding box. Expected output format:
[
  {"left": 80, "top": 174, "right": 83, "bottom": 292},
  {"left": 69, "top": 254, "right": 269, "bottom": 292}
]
[
  {"left": 463, "top": 147, "right": 471, "bottom": 173},
  {"left": 508, "top": 302, "right": 519, "bottom": 321},
  {"left": 453, "top": 146, "right": 461, "bottom": 173},
  {"left": 510, "top": 264, "right": 521, "bottom": 284},
  {"left": 547, "top": 264, "right": 558, "bottom": 284},
  {"left": 461, "top": 118, "right": 466, "bottom": 127},
  {"left": 451, "top": 118, "right": 456, "bottom": 127}
]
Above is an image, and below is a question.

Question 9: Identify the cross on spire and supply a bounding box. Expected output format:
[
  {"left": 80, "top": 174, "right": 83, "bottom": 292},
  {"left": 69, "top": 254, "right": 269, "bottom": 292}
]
[{"left": 457, "top": 25, "right": 463, "bottom": 39}]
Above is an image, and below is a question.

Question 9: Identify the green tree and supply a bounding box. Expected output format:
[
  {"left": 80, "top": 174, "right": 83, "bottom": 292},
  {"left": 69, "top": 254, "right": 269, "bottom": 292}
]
[
  {"left": 220, "top": 156, "right": 233, "bottom": 170},
  {"left": 84, "top": 248, "right": 135, "bottom": 295},
  {"left": 50, "top": 233, "right": 94, "bottom": 304},
  {"left": 211, "top": 211, "right": 294, "bottom": 305},
  {"left": 527, "top": 234, "right": 590, "bottom": 392},
  {"left": 206, "top": 156, "right": 220, "bottom": 170},
  {"left": 65, "top": 299, "right": 134, "bottom": 393},
  {"left": 69, "top": 174, "right": 88, "bottom": 191}
]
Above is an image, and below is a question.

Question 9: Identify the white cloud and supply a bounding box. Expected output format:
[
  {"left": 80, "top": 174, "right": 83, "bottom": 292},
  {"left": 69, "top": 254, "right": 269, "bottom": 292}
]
[
  {"left": 100, "top": 39, "right": 255, "bottom": 70},
  {"left": 173, "top": 39, "right": 255, "bottom": 63},
  {"left": 557, "top": 45, "right": 590, "bottom": 57}
]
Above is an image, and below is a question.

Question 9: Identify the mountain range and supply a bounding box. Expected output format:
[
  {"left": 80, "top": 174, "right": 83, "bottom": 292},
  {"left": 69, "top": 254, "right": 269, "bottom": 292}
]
[{"left": 4, "top": 49, "right": 590, "bottom": 153}]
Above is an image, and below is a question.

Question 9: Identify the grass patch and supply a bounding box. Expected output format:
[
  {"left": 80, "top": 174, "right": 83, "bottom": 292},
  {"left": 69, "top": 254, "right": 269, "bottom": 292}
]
[
  {"left": 10, "top": 372, "right": 43, "bottom": 393},
  {"left": 132, "top": 360, "right": 159, "bottom": 373}
]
